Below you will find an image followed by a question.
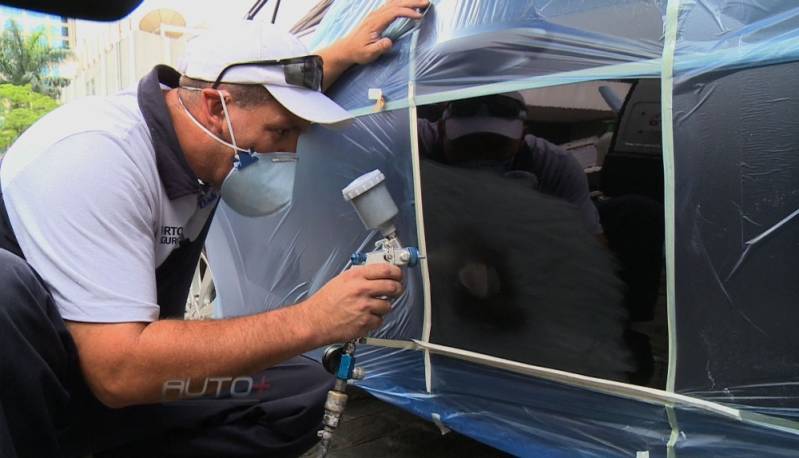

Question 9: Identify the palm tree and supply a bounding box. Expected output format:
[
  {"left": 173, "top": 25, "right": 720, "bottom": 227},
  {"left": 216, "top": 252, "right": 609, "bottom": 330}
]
[{"left": 0, "top": 19, "right": 69, "bottom": 98}]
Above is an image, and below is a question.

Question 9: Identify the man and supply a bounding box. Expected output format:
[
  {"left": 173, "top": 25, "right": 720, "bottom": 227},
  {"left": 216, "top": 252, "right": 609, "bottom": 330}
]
[
  {"left": 418, "top": 91, "right": 604, "bottom": 235},
  {"left": 0, "top": 2, "right": 428, "bottom": 457}
]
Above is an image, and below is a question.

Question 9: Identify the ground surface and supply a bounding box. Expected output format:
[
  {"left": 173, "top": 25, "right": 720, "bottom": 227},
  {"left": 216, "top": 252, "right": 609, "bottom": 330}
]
[{"left": 300, "top": 387, "right": 511, "bottom": 458}]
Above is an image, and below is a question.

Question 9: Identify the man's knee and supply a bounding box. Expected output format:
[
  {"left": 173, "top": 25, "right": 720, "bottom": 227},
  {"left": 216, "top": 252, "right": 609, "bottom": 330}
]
[
  {"left": 254, "top": 356, "right": 334, "bottom": 442},
  {"left": 0, "top": 249, "right": 50, "bottom": 323},
  {"left": 0, "top": 249, "right": 77, "bottom": 458},
  {"left": 273, "top": 356, "right": 333, "bottom": 420},
  {"left": 0, "top": 247, "right": 34, "bottom": 278},
  {"left": 0, "top": 248, "right": 72, "bottom": 372}
]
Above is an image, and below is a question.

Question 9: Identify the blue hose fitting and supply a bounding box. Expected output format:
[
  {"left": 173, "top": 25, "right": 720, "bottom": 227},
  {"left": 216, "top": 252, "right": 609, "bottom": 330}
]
[{"left": 350, "top": 252, "right": 367, "bottom": 265}]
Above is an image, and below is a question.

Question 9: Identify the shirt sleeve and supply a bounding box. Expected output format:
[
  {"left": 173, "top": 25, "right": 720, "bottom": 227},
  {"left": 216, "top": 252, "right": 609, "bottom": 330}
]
[
  {"left": 525, "top": 135, "right": 603, "bottom": 235},
  {"left": 2, "top": 132, "right": 160, "bottom": 322}
]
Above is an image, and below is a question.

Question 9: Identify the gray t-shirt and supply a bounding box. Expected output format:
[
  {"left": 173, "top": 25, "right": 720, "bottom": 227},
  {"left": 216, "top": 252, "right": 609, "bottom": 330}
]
[
  {"left": 0, "top": 66, "right": 219, "bottom": 323},
  {"left": 417, "top": 120, "right": 602, "bottom": 234}
]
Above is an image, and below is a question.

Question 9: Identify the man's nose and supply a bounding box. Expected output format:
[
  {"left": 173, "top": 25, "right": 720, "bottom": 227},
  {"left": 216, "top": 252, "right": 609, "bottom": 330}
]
[
  {"left": 287, "top": 120, "right": 313, "bottom": 151},
  {"left": 283, "top": 129, "right": 302, "bottom": 153}
]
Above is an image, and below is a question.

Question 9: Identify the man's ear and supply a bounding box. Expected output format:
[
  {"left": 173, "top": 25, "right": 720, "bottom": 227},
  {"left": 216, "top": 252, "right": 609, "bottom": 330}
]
[{"left": 200, "top": 88, "right": 227, "bottom": 133}]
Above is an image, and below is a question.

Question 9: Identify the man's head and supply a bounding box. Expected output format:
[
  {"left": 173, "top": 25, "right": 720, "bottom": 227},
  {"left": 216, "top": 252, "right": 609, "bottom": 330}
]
[
  {"left": 439, "top": 92, "right": 527, "bottom": 164},
  {"left": 168, "top": 20, "right": 353, "bottom": 214}
]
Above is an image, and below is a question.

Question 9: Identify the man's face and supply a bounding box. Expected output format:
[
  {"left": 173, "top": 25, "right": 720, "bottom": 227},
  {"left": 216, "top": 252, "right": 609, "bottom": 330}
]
[{"left": 221, "top": 95, "right": 311, "bottom": 157}]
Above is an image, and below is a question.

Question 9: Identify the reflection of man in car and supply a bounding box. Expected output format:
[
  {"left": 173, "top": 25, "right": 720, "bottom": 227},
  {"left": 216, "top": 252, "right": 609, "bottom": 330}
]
[
  {"left": 418, "top": 92, "right": 660, "bottom": 385},
  {"left": 418, "top": 92, "right": 603, "bottom": 235}
]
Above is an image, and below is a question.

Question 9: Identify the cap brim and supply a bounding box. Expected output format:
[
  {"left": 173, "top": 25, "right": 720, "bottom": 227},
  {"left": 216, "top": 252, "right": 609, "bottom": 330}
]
[
  {"left": 265, "top": 84, "right": 353, "bottom": 128},
  {"left": 445, "top": 116, "right": 524, "bottom": 140}
]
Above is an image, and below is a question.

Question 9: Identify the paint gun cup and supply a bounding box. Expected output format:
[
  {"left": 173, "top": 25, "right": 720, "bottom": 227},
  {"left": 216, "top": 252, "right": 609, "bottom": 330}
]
[{"left": 342, "top": 169, "right": 399, "bottom": 238}]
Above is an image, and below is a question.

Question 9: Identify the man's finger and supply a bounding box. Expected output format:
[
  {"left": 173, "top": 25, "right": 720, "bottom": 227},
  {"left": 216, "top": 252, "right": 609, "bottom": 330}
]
[
  {"left": 388, "top": 0, "right": 430, "bottom": 9},
  {"left": 365, "top": 280, "right": 403, "bottom": 298},
  {"left": 363, "top": 37, "right": 393, "bottom": 56},
  {"left": 360, "top": 264, "right": 403, "bottom": 281},
  {"left": 370, "top": 6, "right": 425, "bottom": 31},
  {"left": 363, "top": 314, "right": 384, "bottom": 334},
  {"left": 366, "top": 298, "right": 392, "bottom": 317}
]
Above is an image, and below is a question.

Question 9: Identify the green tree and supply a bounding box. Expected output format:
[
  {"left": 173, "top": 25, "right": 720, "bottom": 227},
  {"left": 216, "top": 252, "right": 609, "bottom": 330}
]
[
  {"left": 0, "top": 19, "right": 69, "bottom": 98},
  {"left": 0, "top": 83, "right": 59, "bottom": 153}
]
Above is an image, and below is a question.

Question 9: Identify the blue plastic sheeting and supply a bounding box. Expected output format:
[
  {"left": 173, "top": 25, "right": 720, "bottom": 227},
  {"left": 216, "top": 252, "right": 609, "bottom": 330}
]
[
  {"left": 351, "top": 349, "right": 799, "bottom": 457},
  {"left": 311, "top": 0, "right": 664, "bottom": 111},
  {"left": 674, "top": 2, "right": 799, "bottom": 78},
  {"left": 428, "top": 356, "right": 674, "bottom": 457},
  {"left": 411, "top": 0, "right": 663, "bottom": 96},
  {"left": 204, "top": 0, "right": 799, "bottom": 455},
  {"left": 676, "top": 1, "right": 799, "bottom": 52},
  {"left": 673, "top": 407, "right": 799, "bottom": 457},
  {"left": 349, "top": 348, "right": 674, "bottom": 458}
]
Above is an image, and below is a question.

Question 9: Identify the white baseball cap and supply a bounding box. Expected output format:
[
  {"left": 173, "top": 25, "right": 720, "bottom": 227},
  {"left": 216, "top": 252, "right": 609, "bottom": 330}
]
[
  {"left": 178, "top": 20, "right": 352, "bottom": 127},
  {"left": 442, "top": 92, "right": 527, "bottom": 140}
]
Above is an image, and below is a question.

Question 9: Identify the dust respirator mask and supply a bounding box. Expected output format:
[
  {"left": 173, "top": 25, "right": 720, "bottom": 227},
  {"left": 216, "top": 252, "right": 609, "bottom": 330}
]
[{"left": 178, "top": 88, "right": 297, "bottom": 217}]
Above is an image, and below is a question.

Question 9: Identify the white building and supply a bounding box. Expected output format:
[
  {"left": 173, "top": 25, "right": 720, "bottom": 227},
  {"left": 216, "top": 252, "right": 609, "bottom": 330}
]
[
  {"left": 59, "top": 10, "right": 199, "bottom": 101},
  {"left": 60, "top": 0, "right": 324, "bottom": 103},
  {"left": 0, "top": 5, "right": 74, "bottom": 50}
]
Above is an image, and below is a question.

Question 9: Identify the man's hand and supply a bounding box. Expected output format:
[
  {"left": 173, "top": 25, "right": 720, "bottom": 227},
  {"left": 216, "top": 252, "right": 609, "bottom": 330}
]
[
  {"left": 336, "top": 0, "right": 429, "bottom": 65},
  {"left": 299, "top": 264, "right": 404, "bottom": 343},
  {"left": 318, "top": 0, "right": 430, "bottom": 89}
]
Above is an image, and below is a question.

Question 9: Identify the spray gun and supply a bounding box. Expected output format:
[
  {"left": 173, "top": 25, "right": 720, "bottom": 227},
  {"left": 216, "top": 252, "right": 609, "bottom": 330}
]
[
  {"left": 344, "top": 170, "right": 420, "bottom": 268},
  {"left": 316, "top": 170, "right": 421, "bottom": 456}
]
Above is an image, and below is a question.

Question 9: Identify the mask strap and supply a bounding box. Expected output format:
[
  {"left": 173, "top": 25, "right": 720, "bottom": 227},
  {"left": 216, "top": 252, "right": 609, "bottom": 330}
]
[
  {"left": 217, "top": 90, "right": 239, "bottom": 149},
  {"left": 176, "top": 87, "right": 250, "bottom": 159}
]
